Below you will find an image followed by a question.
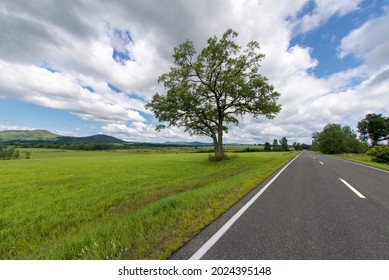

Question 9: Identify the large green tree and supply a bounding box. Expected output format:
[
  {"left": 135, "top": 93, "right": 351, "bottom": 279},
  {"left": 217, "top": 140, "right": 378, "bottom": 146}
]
[
  {"left": 314, "top": 123, "right": 363, "bottom": 154},
  {"left": 147, "top": 29, "right": 281, "bottom": 159},
  {"left": 357, "top": 113, "right": 389, "bottom": 146}
]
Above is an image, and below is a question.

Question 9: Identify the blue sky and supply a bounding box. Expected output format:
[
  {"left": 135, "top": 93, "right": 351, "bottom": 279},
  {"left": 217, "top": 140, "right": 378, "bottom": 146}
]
[
  {"left": 1, "top": 0, "right": 389, "bottom": 144},
  {"left": 291, "top": 0, "right": 385, "bottom": 77}
]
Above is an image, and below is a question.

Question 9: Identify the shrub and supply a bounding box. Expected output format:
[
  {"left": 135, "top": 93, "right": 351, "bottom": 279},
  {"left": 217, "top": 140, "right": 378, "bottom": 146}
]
[
  {"left": 0, "top": 146, "right": 21, "bottom": 160},
  {"left": 366, "top": 146, "right": 389, "bottom": 163}
]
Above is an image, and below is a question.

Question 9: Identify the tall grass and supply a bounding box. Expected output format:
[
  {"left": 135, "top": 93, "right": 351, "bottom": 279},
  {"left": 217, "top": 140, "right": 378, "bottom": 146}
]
[{"left": 0, "top": 149, "right": 297, "bottom": 259}]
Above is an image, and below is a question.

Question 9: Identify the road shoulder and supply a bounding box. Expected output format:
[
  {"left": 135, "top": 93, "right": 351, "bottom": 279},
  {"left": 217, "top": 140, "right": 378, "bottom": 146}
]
[{"left": 169, "top": 152, "right": 301, "bottom": 260}]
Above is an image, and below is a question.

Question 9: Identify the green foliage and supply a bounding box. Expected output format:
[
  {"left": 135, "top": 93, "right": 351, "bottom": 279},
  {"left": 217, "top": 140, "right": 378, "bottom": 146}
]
[
  {"left": 300, "top": 143, "right": 311, "bottom": 150},
  {"left": 292, "top": 142, "right": 310, "bottom": 150},
  {"left": 147, "top": 29, "right": 281, "bottom": 159},
  {"left": 0, "top": 149, "right": 297, "bottom": 259},
  {"left": 366, "top": 146, "right": 389, "bottom": 163},
  {"left": 311, "top": 132, "right": 320, "bottom": 151},
  {"left": 0, "top": 145, "right": 21, "bottom": 160},
  {"left": 279, "top": 137, "right": 289, "bottom": 151},
  {"left": 315, "top": 123, "right": 365, "bottom": 154},
  {"left": 24, "top": 151, "right": 31, "bottom": 159},
  {"left": 272, "top": 139, "right": 279, "bottom": 151},
  {"left": 271, "top": 137, "right": 291, "bottom": 151},
  {"left": 264, "top": 142, "right": 271, "bottom": 151},
  {"left": 59, "top": 143, "right": 118, "bottom": 151},
  {"left": 241, "top": 147, "right": 262, "bottom": 153},
  {"left": 357, "top": 113, "right": 389, "bottom": 146}
]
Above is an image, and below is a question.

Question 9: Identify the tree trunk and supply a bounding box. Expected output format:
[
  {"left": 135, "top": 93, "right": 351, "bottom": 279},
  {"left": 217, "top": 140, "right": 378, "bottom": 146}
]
[
  {"left": 215, "top": 141, "right": 224, "bottom": 160},
  {"left": 214, "top": 123, "right": 225, "bottom": 160},
  {"left": 211, "top": 134, "right": 218, "bottom": 155}
]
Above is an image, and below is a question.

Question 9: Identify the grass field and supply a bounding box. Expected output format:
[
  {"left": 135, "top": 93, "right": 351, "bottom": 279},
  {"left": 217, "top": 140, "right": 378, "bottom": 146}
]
[
  {"left": 0, "top": 149, "right": 298, "bottom": 259},
  {"left": 332, "top": 153, "right": 389, "bottom": 171}
]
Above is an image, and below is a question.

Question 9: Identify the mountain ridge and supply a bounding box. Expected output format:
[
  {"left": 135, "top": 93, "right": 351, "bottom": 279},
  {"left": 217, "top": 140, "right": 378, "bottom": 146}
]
[{"left": 0, "top": 129, "right": 125, "bottom": 144}]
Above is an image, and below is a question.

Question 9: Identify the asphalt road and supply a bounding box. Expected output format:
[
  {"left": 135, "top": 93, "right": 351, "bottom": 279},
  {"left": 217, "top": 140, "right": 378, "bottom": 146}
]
[{"left": 170, "top": 151, "right": 389, "bottom": 259}]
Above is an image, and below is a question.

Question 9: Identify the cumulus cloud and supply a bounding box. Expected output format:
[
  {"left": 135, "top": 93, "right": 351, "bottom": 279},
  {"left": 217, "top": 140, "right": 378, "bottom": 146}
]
[
  {"left": 339, "top": 8, "right": 389, "bottom": 66},
  {"left": 0, "top": 125, "right": 35, "bottom": 131},
  {"left": 0, "top": 60, "right": 146, "bottom": 123},
  {"left": 293, "top": 0, "right": 364, "bottom": 33},
  {"left": 101, "top": 122, "right": 208, "bottom": 143}
]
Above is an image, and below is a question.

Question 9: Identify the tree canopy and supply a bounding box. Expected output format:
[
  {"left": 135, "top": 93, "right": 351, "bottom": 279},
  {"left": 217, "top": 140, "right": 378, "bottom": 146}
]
[
  {"left": 147, "top": 29, "right": 281, "bottom": 159},
  {"left": 0, "top": 145, "right": 21, "bottom": 160},
  {"left": 279, "top": 137, "right": 289, "bottom": 151},
  {"left": 314, "top": 123, "right": 365, "bottom": 154},
  {"left": 357, "top": 113, "right": 389, "bottom": 146}
]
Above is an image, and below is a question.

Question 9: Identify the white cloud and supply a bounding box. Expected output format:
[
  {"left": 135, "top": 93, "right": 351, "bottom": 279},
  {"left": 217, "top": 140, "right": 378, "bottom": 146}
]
[
  {"left": 339, "top": 8, "right": 389, "bottom": 66},
  {"left": 0, "top": 125, "right": 35, "bottom": 131},
  {"left": 101, "top": 122, "right": 209, "bottom": 143},
  {"left": 0, "top": 60, "right": 147, "bottom": 123},
  {"left": 294, "top": 0, "right": 363, "bottom": 33}
]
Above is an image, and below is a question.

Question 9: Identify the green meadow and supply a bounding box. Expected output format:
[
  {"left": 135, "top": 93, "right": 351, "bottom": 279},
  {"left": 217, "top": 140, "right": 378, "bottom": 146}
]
[{"left": 0, "top": 149, "right": 298, "bottom": 259}]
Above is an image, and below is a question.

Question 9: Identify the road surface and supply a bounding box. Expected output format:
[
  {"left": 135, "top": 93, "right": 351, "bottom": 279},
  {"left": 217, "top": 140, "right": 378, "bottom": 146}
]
[{"left": 170, "top": 151, "right": 389, "bottom": 259}]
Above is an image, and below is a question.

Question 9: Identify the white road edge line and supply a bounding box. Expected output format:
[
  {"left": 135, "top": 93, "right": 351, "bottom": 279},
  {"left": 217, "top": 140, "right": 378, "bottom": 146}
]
[
  {"left": 189, "top": 153, "right": 301, "bottom": 260},
  {"left": 329, "top": 156, "right": 389, "bottom": 174},
  {"left": 338, "top": 178, "right": 366, "bottom": 199}
]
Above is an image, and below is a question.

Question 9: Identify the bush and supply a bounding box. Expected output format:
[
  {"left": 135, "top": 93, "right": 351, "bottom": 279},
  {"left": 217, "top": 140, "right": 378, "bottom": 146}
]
[
  {"left": 0, "top": 146, "right": 21, "bottom": 160},
  {"left": 242, "top": 147, "right": 261, "bottom": 153},
  {"left": 366, "top": 146, "right": 389, "bottom": 163}
]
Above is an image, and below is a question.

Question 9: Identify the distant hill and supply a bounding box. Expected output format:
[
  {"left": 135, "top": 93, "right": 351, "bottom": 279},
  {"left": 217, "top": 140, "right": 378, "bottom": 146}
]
[
  {"left": 0, "top": 130, "right": 125, "bottom": 144},
  {"left": 0, "top": 130, "right": 60, "bottom": 141},
  {"left": 58, "top": 134, "right": 125, "bottom": 144}
]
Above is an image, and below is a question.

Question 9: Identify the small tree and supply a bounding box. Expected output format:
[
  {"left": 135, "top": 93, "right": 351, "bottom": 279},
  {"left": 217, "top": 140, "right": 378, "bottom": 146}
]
[
  {"left": 272, "top": 139, "right": 279, "bottom": 151},
  {"left": 264, "top": 142, "right": 271, "bottom": 151},
  {"left": 279, "top": 137, "right": 289, "bottom": 151},
  {"left": 0, "top": 144, "right": 4, "bottom": 159},
  {"left": 292, "top": 142, "right": 302, "bottom": 151},
  {"left": 147, "top": 29, "right": 281, "bottom": 159},
  {"left": 311, "top": 132, "right": 320, "bottom": 151}
]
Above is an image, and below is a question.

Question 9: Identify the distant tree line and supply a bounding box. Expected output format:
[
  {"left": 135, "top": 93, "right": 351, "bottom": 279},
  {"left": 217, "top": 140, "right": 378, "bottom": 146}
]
[
  {"left": 268, "top": 137, "right": 289, "bottom": 151},
  {"left": 312, "top": 113, "right": 389, "bottom": 163},
  {"left": 292, "top": 142, "right": 311, "bottom": 151},
  {"left": 262, "top": 137, "right": 310, "bottom": 152},
  {"left": 57, "top": 143, "right": 120, "bottom": 151}
]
